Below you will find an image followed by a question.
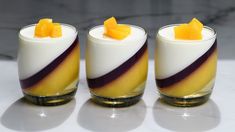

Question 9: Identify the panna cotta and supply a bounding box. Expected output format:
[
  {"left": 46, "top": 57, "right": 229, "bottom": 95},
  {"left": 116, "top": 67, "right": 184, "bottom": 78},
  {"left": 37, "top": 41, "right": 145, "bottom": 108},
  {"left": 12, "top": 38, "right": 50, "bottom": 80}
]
[
  {"left": 155, "top": 18, "right": 217, "bottom": 106},
  {"left": 18, "top": 19, "right": 80, "bottom": 105},
  {"left": 86, "top": 17, "right": 148, "bottom": 107}
]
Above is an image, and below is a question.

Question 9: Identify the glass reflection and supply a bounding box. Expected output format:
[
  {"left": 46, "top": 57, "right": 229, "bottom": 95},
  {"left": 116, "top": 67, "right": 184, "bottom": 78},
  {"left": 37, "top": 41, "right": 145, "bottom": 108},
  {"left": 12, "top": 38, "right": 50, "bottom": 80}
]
[
  {"left": 153, "top": 99, "right": 220, "bottom": 131},
  {"left": 1, "top": 98, "right": 75, "bottom": 131},
  {"left": 78, "top": 99, "right": 147, "bottom": 132}
]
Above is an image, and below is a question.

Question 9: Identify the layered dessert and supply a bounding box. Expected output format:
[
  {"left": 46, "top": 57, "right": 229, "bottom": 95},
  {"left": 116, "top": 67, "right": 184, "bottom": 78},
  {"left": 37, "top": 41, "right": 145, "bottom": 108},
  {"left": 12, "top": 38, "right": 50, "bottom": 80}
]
[
  {"left": 155, "top": 18, "right": 217, "bottom": 106},
  {"left": 18, "top": 19, "right": 79, "bottom": 105},
  {"left": 86, "top": 17, "right": 148, "bottom": 106}
]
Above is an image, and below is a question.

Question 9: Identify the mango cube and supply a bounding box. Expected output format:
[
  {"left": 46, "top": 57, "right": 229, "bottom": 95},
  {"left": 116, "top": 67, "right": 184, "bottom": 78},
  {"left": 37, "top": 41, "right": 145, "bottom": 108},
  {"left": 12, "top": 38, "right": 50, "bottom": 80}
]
[
  {"left": 188, "top": 18, "right": 203, "bottom": 40},
  {"left": 104, "top": 17, "right": 117, "bottom": 34},
  {"left": 174, "top": 24, "right": 189, "bottom": 40},
  {"left": 50, "top": 23, "right": 62, "bottom": 38},
  {"left": 189, "top": 18, "right": 203, "bottom": 31},
  {"left": 174, "top": 18, "right": 203, "bottom": 40},
  {"left": 34, "top": 19, "right": 53, "bottom": 37},
  {"left": 103, "top": 17, "right": 131, "bottom": 40},
  {"left": 116, "top": 24, "right": 131, "bottom": 34},
  {"left": 34, "top": 18, "right": 62, "bottom": 38},
  {"left": 106, "top": 28, "right": 128, "bottom": 40},
  {"left": 38, "top": 18, "right": 53, "bottom": 24}
]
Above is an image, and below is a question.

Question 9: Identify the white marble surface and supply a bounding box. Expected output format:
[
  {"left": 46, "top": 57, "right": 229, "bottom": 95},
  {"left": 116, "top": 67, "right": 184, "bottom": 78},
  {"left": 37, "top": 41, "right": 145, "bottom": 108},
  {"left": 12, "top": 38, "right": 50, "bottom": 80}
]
[
  {"left": 1, "top": 0, "right": 235, "bottom": 60},
  {"left": 0, "top": 60, "right": 234, "bottom": 132}
]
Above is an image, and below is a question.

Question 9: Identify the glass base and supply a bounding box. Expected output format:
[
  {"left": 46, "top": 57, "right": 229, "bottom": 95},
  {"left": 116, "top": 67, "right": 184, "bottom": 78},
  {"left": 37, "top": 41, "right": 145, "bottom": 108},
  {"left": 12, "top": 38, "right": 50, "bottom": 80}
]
[
  {"left": 91, "top": 93, "right": 143, "bottom": 107},
  {"left": 23, "top": 89, "right": 77, "bottom": 106},
  {"left": 160, "top": 92, "right": 211, "bottom": 107}
]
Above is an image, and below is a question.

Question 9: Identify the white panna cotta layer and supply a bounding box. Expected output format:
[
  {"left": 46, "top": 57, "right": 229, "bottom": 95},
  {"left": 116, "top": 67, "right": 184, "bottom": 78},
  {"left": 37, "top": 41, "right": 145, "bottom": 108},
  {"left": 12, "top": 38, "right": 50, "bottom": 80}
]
[
  {"left": 155, "top": 25, "right": 216, "bottom": 79},
  {"left": 86, "top": 25, "right": 147, "bottom": 78},
  {"left": 18, "top": 24, "right": 77, "bottom": 79}
]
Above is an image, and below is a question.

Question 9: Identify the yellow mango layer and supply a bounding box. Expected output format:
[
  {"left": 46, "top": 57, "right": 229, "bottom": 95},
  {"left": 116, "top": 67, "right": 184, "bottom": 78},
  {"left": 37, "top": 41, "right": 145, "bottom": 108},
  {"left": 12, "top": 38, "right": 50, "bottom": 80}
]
[
  {"left": 159, "top": 49, "right": 217, "bottom": 97},
  {"left": 91, "top": 50, "right": 148, "bottom": 98},
  {"left": 24, "top": 45, "right": 80, "bottom": 96}
]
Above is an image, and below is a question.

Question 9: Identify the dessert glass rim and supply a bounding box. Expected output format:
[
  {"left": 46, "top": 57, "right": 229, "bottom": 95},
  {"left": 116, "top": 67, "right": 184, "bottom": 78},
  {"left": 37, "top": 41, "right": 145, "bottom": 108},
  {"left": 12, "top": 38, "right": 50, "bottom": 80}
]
[
  {"left": 19, "top": 23, "right": 78, "bottom": 42},
  {"left": 157, "top": 24, "right": 216, "bottom": 43},
  {"left": 88, "top": 24, "right": 147, "bottom": 44}
]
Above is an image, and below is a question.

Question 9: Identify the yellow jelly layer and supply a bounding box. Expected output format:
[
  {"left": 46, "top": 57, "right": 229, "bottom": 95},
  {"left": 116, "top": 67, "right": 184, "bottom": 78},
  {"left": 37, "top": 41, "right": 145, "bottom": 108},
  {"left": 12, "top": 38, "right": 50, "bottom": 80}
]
[
  {"left": 91, "top": 50, "right": 148, "bottom": 98},
  {"left": 24, "top": 45, "right": 80, "bottom": 96},
  {"left": 159, "top": 49, "right": 217, "bottom": 97}
]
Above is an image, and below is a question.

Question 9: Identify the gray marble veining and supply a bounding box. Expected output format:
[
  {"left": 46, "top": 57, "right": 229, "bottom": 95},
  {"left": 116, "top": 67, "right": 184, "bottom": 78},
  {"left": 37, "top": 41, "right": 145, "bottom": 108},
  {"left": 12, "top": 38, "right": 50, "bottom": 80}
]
[{"left": 0, "top": 0, "right": 235, "bottom": 60}]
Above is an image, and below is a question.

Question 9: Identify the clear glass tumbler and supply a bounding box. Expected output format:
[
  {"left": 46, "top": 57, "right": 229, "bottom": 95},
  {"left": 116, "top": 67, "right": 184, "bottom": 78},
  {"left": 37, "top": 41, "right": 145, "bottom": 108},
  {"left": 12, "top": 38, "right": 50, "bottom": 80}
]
[
  {"left": 86, "top": 25, "right": 148, "bottom": 107},
  {"left": 155, "top": 24, "right": 217, "bottom": 106},
  {"left": 18, "top": 24, "right": 80, "bottom": 106}
]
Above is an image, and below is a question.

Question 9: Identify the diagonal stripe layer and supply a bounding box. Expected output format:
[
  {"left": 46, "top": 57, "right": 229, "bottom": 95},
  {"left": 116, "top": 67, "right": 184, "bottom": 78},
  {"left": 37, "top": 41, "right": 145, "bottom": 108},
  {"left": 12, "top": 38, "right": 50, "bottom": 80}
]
[
  {"left": 156, "top": 40, "right": 217, "bottom": 88},
  {"left": 87, "top": 41, "right": 147, "bottom": 88},
  {"left": 20, "top": 37, "right": 79, "bottom": 89}
]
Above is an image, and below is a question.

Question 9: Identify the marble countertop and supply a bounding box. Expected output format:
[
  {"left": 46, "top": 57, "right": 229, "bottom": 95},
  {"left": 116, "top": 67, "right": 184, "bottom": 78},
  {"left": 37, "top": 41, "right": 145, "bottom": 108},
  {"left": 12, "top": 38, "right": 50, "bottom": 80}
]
[
  {"left": 0, "top": 60, "right": 234, "bottom": 132},
  {"left": 1, "top": 0, "right": 235, "bottom": 60}
]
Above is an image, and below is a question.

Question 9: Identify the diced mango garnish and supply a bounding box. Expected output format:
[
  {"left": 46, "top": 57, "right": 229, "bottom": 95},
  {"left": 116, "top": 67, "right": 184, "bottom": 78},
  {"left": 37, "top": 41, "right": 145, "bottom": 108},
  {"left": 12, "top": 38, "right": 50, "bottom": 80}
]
[
  {"left": 104, "top": 17, "right": 117, "bottom": 34},
  {"left": 38, "top": 18, "right": 53, "bottom": 24},
  {"left": 104, "top": 17, "right": 131, "bottom": 40},
  {"left": 116, "top": 24, "right": 131, "bottom": 34},
  {"left": 189, "top": 18, "right": 203, "bottom": 30},
  {"left": 106, "top": 28, "right": 129, "bottom": 40},
  {"left": 174, "top": 24, "right": 189, "bottom": 40},
  {"left": 188, "top": 18, "right": 203, "bottom": 40},
  {"left": 51, "top": 23, "right": 62, "bottom": 38},
  {"left": 34, "top": 18, "right": 62, "bottom": 38},
  {"left": 34, "top": 19, "right": 53, "bottom": 37},
  {"left": 174, "top": 18, "right": 203, "bottom": 40}
]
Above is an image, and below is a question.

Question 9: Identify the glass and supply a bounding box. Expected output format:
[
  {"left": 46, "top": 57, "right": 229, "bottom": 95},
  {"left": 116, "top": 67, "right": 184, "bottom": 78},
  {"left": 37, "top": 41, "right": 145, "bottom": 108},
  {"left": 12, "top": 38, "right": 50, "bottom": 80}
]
[
  {"left": 86, "top": 25, "right": 148, "bottom": 107},
  {"left": 18, "top": 24, "right": 80, "bottom": 106},
  {"left": 155, "top": 24, "right": 217, "bottom": 107}
]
